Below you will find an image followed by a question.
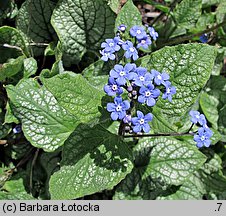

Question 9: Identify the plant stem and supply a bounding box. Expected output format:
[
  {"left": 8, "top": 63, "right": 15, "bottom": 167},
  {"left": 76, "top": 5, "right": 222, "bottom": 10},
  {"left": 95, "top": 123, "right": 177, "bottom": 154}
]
[
  {"left": 123, "top": 131, "right": 194, "bottom": 138},
  {"left": 159, "top": 20, "right": 226, "bottom": 48}
]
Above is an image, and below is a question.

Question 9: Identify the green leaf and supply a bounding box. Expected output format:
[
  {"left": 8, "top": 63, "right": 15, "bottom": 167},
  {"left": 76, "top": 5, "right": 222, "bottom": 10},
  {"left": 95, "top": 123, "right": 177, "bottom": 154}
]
[
  {"left": 113, "top": 166, "right": 172, "bottom": 200},
  {"left": 158, "top": 153, "right": 226, "bottom": 199},
  {"left": 202, "top": 0, "right": 221, "bottom": 8},
  {"left": 49, "top": 124, "right": 133, "bottom": 199},
  {"left": 105, "top": 0, "right": 121, "bottom": 14},
  {"left": 0, "top": 1, "right": 18, "bottom": 23},
  {"left": 173, "top": 0, "right": 202, "bottom": 28},
  {"left": 51, "top": 0, "right": 115, "bottom": 64},
  {"left": 216, "top": 1, "right": 226, "bottom": 23},
  {"left": 44, "top": 42, "right": 56, "bottom": 56},
  {"left": 195, "top": 13, "right": 215, "bottom": 31},
  {"left": 137, "top": 137, "right": 207, "bottom": 186},
  {"left": 38, "top": 151, "right": 61, "bottom": 199},
  {"left": 6, "top": 79, "right": 76, "bottom": 152},
  {"left": 42, "top": 72, "right": 105, "bottom": 126},
  {"left": 140, "top": 44, "right": 217, "bottom": 132},
  {"left": 115, "top": 0, "right": 142, "bottom": 32},
  {"left": 23, "top": 57, "right": 38, "bottom": 78},
  {"left": 0, "top": 26, "right": 28, "bottom": 63},
  {"left": 200, "top": 92, "right": 219, "bottom": 129},
  {"left": 0, "top": 56, "right": 25, "bottom": 81},
  {"left": 204, "top": 75, "right": 226, "bottom": 140},
  {"left": 0, "top": 112, "right": 11, "bottom": 139},
  {"left": 16, "top": 0, "right": 56, "bottom": 56},
  {"left": 4, "top": 102, "right": 19, "bottom": 124},
  {"left": 0, "top": 172, "right": 34, "bottom": 200},
  {"left": 142, "top": 0, "right": 170, "bottom": 13},
  {"left": 82, "top": 59, "right": 111, "bottom": 77}
]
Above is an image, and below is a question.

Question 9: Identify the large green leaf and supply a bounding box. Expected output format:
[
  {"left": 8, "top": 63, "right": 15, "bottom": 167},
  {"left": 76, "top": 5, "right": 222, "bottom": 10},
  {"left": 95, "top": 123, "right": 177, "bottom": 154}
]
[
  {"left": 158, "top": 153, "right": 226, "bottom": 199},
  {"left": 134, "top": 137, "right": 206, "bottom": 186},
  {"left": 0, "top": 26, "right": 28, "bottom": 63},
  {"left": 51, "top": 0, "right": 115, "bottom": 64},
  {"left": 113, "top": 167, "right": 171, "bottom": 200},
  {"left": 140, "top": 44, "right": 217, "bottom": 132},
  {"left": 42, "top": 72, "right": 105, "bottom": 125},
  {"left": 16, "top": 0, "right": 56, "bottom": 56},
  {"left": 173, "top": 0, "right": 202, "bottom": 28},
  {"left": 6, "top": 79, "right": 76, "bottom": 152},
  {"left": 115, "top": 0, "right": 142, "bottom": 32},
  {"left": 49, "top": 124, "right": 133, "bottom": 199}
]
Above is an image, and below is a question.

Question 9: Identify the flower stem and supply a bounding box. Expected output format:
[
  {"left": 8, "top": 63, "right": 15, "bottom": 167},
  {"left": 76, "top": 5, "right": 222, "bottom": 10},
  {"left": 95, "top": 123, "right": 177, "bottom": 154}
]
[
  {"left": 159, "top": 20, "right": 226, "bottom": 48},
  {"left": 123, "top": 131, "right": 194, "bottom": 138}
]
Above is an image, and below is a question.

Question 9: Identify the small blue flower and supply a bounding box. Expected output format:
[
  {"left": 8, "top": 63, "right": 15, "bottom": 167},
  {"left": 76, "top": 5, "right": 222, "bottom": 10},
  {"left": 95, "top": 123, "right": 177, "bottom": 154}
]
[
  {"left": 162, "top": 81, "right": 176, "bottom": 102},
  {"left": 118, "top": 24, "right": 127, "bottom": 32},
  {"left": 189, "top": 110, "right": 207, "bottom": 126},
  {"left": 194, "top": 127, "right": 212, "bottom": 148},
  {"left": 137, "top": 36, "right": 152, "bottom": 49},
  {"left": 138, "top": 84, "right": 160, "bottom": 106},
  {"left": 148, "top": 27, "right": 158, "bottom": 41},
  {"left": 151, "top": 69, "right": 169, "bottom": 85},
  {"left": 122, "top": 41, "right": 139, "bottom": 61},
  {"left": 132, "top": 111, "right": 153, "bottom": 133},
  {"left": 104, "top": 77, "right": 123, "bottom": 96},
  {"left": 130, "top": 26, "right": 147, "bottom": 40},
  {"left": 199, "top": 33, "right": 208, "bottom": 43},
  {"left": 13, "top": 125, "right": 22, "bottom": 134},
  {"left": 101, "top": 37, "right": 121, "bottom": 53},
  {"left": 110, "top": 63, "right": 136, "bottom": 85},
  {"left": 107, "top": 96, "right": 130, "bottom": 120},
  {"left": 100, "top": 49, "right": 115, "bottom": 61},
  {"left": 133, "top": 67, "right": 152, "bottom": 87}
]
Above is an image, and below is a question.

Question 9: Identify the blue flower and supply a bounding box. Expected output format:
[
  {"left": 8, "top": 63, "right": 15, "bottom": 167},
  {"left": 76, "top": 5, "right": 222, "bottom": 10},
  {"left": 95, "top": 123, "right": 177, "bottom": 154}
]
[
  {"left": 101, "top": 37, "right": 121, "bottom": 53},
  {"left": 110, "top": 63, "right": 136, "bottom": 85},
  {"left": 100, "top": 49, "right": 115, "bottom": 61},
  {"left": 132, "top": 111, "right": 153, "bottom": 133},
  {"left": 137, "top": 36, "right": 152, "bottom": 49},
  {"left": 151, "top": 69, "right": 169, "bottom": 85},
  {"left": 130, "top": 26, "right": 147, "bottom": 40},
  {"left": 148, "top": 27, "right": 158, "bottom": 41},
  {"left": 199, "top": 33, "right": 208, "bottom": 43},
  {"left": 118, "top": 24, "right": 127, "bottom": 32},
  {"left": 162, "top": 81, "right": 176, "bottom": 102},
  {"left": 104, "top": 77, "right": 123, "bottom": 96},
  {"left": 133, "top": 67, "right": 152, "bottom": 87},
  {"left": 138, "top": 84, "right": 160, "bottom": 106},
  {"left": 107, "top": 96, "right": 130, "bottom": 120},
  {"left": 13, "top": 125, "right": 22, "bottom": 134},
  {"left": 194, "top": 127, "right": 212, "bottom": 148},
  {"left": 122, "top": 41, "right": 139, "bottom": 60},
  {"left": 189, "top": 110, "right": 207, "bottom": 126}
]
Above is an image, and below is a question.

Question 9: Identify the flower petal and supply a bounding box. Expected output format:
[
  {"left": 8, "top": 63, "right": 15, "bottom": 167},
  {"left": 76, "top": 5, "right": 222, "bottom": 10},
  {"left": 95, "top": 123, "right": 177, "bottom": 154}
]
[{"left": 143, "top": 123, "right": 150, "bottom": 133}]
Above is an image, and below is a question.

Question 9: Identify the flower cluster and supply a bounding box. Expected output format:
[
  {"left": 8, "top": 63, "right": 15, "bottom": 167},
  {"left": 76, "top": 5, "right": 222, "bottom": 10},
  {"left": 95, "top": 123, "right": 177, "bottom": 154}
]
[
  {"left": 100, "top": 24, "right": 159, "bottom": 62},
  {"left": 101, "top": 24, "right": 176, "bottom": 134},
  {"left": 189, "top": 110, "right": 213, "bottom": 148}
]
